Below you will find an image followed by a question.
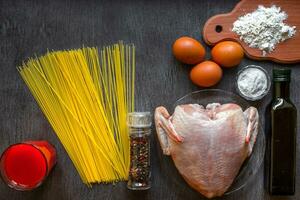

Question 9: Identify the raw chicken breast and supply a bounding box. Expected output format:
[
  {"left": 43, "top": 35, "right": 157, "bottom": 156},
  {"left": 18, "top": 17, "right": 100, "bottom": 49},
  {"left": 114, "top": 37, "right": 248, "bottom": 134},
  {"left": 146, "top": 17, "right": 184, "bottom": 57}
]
[{"left": 154, "top": 103, "right": 259, "bottom": 198}]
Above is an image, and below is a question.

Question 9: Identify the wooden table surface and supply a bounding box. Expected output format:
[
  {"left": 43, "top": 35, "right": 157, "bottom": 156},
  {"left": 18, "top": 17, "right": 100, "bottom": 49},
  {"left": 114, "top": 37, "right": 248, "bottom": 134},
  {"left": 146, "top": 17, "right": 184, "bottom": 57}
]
[{"left": 0, "top": 0, "right": 300, "bottom": 199}]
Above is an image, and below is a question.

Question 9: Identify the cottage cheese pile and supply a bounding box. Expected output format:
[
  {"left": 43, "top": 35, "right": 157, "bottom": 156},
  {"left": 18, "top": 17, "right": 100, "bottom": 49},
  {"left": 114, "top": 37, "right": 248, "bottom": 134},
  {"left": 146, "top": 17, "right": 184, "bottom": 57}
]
[{"left": 232, "top": 5, "right": 296, "bottom": 56}]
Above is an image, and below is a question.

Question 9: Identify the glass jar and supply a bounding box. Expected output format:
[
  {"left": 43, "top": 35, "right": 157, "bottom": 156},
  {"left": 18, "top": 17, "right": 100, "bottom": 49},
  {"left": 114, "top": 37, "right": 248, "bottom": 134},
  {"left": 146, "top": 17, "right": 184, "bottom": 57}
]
[
  {"left": 0, "top": 140, "right": 57, "bottom": 191},
  {"left": 236, "top": 65, "right": 271, "bottom": 101},
  {"left": 127, "top": 112, "right": 152, "bottom": 190}
]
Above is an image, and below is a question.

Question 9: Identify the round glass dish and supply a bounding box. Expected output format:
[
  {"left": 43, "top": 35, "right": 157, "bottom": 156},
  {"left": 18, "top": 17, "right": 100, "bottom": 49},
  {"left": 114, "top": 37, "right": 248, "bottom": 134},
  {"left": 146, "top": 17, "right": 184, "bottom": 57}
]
[
  {"left": 158, "top": 89, "right": 265, "bottom": 196},
  {"left": 236, "top": 65, "right": 271, "bottom": 101}
]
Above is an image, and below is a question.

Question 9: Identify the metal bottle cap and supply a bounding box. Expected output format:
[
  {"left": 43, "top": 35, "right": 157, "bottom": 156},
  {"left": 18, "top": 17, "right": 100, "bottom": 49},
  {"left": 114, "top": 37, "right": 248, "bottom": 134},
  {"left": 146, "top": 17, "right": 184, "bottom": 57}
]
[
  {"left": 127, "top": 112, "right": 152, "bottom": 128},
  {"left": 273, "top": 68, "right": 291, "bottom": 82}
]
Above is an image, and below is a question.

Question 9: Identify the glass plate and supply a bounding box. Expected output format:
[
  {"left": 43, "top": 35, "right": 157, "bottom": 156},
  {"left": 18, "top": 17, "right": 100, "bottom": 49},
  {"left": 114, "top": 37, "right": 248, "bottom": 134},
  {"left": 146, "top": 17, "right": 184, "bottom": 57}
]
[{"left": 157, "top": 89, "right": 265, "bottom": 196}]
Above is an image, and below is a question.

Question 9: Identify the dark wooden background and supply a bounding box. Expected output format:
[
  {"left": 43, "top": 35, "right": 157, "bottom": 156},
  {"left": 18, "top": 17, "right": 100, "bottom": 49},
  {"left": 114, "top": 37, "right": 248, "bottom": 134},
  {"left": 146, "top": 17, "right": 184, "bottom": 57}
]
[{"left": 0, "top": 0, "right": 300, "bottom": 199}]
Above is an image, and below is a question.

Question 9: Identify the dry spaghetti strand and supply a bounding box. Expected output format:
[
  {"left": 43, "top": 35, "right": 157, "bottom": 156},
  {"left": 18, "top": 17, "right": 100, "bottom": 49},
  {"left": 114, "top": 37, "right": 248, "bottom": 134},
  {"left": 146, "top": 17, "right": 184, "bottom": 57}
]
[{"left": 18, "top": 42, "right": 135, "bottom": 184}]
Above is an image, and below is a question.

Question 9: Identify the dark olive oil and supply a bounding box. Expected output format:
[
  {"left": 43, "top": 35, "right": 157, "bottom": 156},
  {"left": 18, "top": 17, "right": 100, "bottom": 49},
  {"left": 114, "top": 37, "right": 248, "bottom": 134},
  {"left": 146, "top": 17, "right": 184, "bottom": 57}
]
[{"left": 269, "top": 69, "right": 297, "bottom": 195}]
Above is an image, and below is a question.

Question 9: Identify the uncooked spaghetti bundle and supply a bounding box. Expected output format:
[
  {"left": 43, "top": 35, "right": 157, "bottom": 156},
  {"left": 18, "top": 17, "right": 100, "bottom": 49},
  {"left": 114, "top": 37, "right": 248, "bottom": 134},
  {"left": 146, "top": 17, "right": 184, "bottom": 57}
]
[{"left": 18, "top": 42, "right": 135, "bottom": 185}]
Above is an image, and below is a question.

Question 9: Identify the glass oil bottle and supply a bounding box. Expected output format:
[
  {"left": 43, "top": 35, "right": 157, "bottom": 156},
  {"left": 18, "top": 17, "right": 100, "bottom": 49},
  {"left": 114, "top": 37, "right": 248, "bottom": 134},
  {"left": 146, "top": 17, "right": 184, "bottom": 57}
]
[{"left": 269, "top": 68, "right": 297, "bottom": 195}]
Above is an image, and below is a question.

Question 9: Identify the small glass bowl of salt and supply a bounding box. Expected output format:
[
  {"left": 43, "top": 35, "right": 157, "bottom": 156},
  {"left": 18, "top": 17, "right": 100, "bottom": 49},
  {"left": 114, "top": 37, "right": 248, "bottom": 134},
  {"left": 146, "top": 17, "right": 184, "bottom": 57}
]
[{"left": 236, "top": 65, "right": 271, "bottom": 101}]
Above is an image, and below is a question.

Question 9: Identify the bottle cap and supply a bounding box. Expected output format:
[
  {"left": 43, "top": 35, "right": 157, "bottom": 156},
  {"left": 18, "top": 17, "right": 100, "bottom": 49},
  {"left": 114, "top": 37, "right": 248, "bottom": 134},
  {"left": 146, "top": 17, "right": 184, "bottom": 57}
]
[
  {"left": 127, "top": 112, "right": 152, "bottom": 128},
  {"left": 273, "top": 68, "right": 291, "bottom": 82}
]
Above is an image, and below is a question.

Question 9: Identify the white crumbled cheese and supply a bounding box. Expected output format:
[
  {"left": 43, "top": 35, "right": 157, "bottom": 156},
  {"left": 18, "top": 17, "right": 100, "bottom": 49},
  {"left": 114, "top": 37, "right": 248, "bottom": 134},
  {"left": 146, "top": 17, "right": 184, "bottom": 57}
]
[
  {"left": 232, "top": 5, "right": 296, "bottom": 56},
  {"left": 237, "top": 67, "right": 268, "bottom": 99}
]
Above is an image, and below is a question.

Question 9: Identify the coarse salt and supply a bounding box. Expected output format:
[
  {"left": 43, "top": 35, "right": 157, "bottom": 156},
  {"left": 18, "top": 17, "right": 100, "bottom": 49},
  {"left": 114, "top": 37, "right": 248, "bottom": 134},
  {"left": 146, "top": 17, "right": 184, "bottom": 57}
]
[{"left": 237, "top": 66, "right": 270, "bottom": 100}]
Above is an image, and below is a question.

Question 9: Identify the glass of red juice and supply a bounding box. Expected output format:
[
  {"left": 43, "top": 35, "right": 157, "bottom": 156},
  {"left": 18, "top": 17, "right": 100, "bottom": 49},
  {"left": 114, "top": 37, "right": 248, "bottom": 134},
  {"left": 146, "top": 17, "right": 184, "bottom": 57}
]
[{"left": 0, "top": 140, "right": 56, "bottom": 191}]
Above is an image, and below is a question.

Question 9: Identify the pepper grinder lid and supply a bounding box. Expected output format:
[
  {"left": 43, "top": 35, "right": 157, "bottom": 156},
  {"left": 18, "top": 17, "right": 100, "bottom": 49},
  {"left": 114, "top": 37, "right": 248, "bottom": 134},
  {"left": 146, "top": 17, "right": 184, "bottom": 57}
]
[{"left": 127, "top": 112, "right": 152, "bottom": 128}]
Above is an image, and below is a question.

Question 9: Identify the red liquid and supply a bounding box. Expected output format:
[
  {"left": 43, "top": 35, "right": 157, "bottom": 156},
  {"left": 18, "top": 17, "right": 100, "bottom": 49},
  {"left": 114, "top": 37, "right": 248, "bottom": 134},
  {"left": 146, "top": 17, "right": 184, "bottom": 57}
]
[
  {"left": 0, "top": 141, "right": 56, "bottom": 190},
  {"left": 4, "top": 144, "right": 47, "bottom": 187}
]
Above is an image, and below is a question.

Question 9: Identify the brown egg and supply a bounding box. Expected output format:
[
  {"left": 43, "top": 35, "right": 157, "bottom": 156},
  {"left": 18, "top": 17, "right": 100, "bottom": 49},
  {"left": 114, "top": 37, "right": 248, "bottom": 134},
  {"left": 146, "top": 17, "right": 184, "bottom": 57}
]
[
  {"left": 190, "top": 61, "right": 223, "bottom": 87},
  {"left": 172, "top": 37, "right": 206, "bottom": 64},
  {"left": 211, "top": 41, "right": 244, "bottom": 67}
]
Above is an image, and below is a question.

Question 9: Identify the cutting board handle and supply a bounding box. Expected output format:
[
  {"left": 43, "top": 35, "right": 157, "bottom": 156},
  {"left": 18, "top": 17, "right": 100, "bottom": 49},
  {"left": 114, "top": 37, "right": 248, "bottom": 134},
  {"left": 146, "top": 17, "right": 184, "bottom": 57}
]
[
  {"left": 202, "top": 0, "right": 246, "bottom": 46},
  {"left": 202, "top": 13, "right": 237, "bottom": 46}
]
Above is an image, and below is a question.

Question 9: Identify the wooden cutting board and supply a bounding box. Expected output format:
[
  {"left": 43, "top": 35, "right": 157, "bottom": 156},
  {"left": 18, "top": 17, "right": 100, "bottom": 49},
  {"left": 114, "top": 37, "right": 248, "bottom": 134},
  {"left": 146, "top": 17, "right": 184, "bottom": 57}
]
[{"left": 203, "top": 0, "right": 300, "bottom": 64}]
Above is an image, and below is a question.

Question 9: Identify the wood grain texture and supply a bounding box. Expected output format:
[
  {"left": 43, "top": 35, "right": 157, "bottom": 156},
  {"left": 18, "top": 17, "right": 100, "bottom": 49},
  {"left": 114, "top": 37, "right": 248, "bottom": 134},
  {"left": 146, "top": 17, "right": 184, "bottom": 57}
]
[
  {"left": 203, "top": 0, "right": 300, "bottom": 63},
  {"left": 0, "top": 0, "right": 299, "bottom": 200}
]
